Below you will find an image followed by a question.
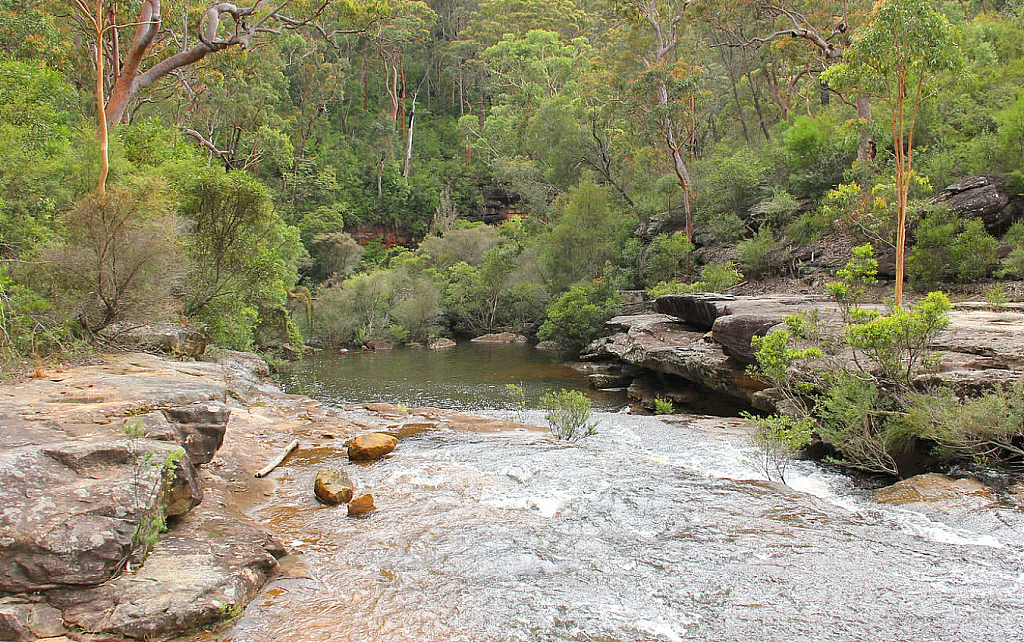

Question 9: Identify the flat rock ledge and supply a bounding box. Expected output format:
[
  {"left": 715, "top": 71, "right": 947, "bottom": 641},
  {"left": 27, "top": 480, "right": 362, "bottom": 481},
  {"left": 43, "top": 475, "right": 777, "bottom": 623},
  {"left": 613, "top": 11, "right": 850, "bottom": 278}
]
[
  {"left": 0, "top": 352, "right": 297, "bottom": 642},
  {"left": 583, "top": 293, "right": 1024, "bottom": 408}
]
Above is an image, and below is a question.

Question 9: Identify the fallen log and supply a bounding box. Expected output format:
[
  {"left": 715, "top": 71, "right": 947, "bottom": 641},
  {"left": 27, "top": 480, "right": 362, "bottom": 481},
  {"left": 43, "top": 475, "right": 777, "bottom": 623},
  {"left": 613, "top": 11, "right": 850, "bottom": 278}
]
[{"left": 254, "top": 439, "right": 300, "bottom": 478}]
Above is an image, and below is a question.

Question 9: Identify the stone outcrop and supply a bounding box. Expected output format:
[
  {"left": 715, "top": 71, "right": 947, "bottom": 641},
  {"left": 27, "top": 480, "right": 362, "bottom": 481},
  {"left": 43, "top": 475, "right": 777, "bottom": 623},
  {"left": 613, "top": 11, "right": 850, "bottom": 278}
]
[
  {"left": 875, "top": 473, "right": 995, "bottom": 512},
  {"left": 583, "top": 313, "right": 764, "bottom": 404},
  {"left": 105, "top": 323, "right": 210, "bottom": 359},
  {"left": 0, "top": 439, "right": 201, "bottom": 593},
  {"left": 314, "top": 468, "right": 355, "bottom": 505},
  {"left": 348, "top": 433, "right": 398, "bottom": 461},
  {"left": 0, "top": 351, "right": 292, "bottom": 642},
  {"left": 470, "top": 332, "right": 528, "bottom": 343},
  {"left": 587, "top": 293, "right": 1024, "bottom": 409},
  {"left": 429, "top": 338, "right": 457, "bottom": 349},
  {"left": 934, "top": 175, "right": 1023, "bottom": 233}
]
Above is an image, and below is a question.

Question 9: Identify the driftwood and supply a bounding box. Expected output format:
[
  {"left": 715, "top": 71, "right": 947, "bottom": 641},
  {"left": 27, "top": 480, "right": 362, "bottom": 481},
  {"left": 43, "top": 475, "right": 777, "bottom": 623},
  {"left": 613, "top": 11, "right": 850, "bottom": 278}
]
[{"left": 254, "top": 439, "right": 300, "bottom": 478}]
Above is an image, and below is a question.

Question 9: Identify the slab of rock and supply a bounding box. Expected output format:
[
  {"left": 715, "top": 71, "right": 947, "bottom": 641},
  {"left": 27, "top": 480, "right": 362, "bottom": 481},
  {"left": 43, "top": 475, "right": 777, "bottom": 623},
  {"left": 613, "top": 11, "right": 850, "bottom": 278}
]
[
  {"left": 470, "top": 332, "right": 527, "bottom": 343},
  {"left": 348, "top": 433, "right": 398, "bottom": 461},
  {"left": 584, "top": 315, "right": 763, "bottom": 403},
  {"left": 0, "top": 439, "right": 201, "bottom": 592},
  {"left": 347, "top": 494, "right": 376, "bottom": 517},
  {"left": 936, "top": 175, "right": 1022, "bottom": 231},
  {"left": 588, "top": 373, "right": 633, "bottom": 389},
  {"left": 712, "top": 313, "right": 786, "bottom": 363},
  {"left": 875, "top": 473, "right": 995, "bottom": 511},
  {"left": 535, "top": 340, "right": 560, "bottom": 351},
  {"left": 160, "top": 401, "right": 231, "bottom": 465},
  {"left": 314, "top": 468, "right": 354, "bottom": 505},
  {"left": 429, "top": 338, "right": 457, "bottom": 349},
  {"left": 47, "top": 510, "right": 285, "bottom": 641},
  {"left": 106, "top": 323, "right": 210, "bottom": 359}
]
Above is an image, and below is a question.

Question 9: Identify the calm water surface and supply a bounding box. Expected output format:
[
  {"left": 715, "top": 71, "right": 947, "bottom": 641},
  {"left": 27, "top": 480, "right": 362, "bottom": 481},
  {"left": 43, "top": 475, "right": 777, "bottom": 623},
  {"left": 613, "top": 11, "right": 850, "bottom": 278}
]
[{"left": 275, "top": 342, "right": 627, "bottom": 411}]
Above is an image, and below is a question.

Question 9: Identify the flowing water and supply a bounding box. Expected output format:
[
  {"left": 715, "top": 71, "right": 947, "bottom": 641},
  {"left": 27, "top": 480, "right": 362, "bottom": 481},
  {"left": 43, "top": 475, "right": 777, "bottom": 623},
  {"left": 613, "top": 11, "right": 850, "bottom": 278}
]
[{"left": 224, "top": 345, "right": 1024, "bottom": 642}]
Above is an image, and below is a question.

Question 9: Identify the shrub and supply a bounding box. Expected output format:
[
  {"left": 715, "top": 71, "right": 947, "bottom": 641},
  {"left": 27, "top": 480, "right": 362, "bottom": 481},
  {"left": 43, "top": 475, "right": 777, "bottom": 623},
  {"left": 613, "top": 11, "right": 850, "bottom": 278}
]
[
  {"left": 736, "top": 225, "right": 784, "bottom": 276},
  {"left": 653, "top": 396, "right": 674, "bottom": 415},
  {"left": 45, "top": 180, "right": 182, "bottom": 334},
  {"left": 643, "top": 232, "right": 693, "bottom": 286},
  {"left": 537, "top": 281, "right": 620, "bottom": 355},
  {"left": 908, "top": 208, "right": 998, "bottom": 288},
  {"left": 699, "top": 261, "right": 744, "bottom": 292},
  {"left": 743, "top": 412, "right": 814, "bottom": 484},
  {"left": 541, "top": 389, "right": 598, "bottom": 441}
]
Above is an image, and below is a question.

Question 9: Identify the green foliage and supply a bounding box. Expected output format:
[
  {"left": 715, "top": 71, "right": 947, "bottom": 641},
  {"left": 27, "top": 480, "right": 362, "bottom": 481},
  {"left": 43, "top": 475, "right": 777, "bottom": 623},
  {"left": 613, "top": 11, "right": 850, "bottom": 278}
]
[
  {"left": 643, "top": 232, "right": 693, "bottom": 286},
  {"left": 826, "top": 244, "right": 878, "bottom": 322},
  {"left": 537, "top": 281, "right": 620, "bottom": 355},
  {"left": 908, "top": 208, "right": 998, "bottom": 287},
  {"left": 986, "top": 285, "right": 1009, "bottom": 309},
  {"left": 540, "top": 389, "right": 598, "bottom": 441},
  {"left": 645, "top": 261, "right": 743, "bottom": 297},
  {"left": 543, "top": 180, "right": 633, "bottom": 292},
  {"left": 743, "top": 412, "right": 814, "bottom": 484},
  {"left": 736, "top": 226, "right": 784, "bottom": 277},
  {"left": 653, "top": 396, "right": 674, "bottom": 415}
]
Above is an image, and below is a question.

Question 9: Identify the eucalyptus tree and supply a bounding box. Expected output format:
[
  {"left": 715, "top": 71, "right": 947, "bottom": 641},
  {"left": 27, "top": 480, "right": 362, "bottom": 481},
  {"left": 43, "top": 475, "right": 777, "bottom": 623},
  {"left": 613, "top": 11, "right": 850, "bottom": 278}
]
[{"left": 822, "top": 0, "right": 965, "bottom": 307}]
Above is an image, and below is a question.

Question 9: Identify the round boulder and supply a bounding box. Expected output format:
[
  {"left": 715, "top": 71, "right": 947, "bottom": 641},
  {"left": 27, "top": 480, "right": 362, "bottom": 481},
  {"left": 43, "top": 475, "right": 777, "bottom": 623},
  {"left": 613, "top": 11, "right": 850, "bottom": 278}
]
[
  {"left": 348, "top": 433, "right": 398, "bottom": 461},
  {"left": 314, "top": 468, "right": 354, "bottom": 505}
]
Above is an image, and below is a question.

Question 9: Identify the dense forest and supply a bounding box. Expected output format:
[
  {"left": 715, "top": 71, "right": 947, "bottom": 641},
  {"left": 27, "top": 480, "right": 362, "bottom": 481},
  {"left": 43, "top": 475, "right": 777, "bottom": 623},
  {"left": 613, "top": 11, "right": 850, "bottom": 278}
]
[{"left": 2, "top": 0, "right": 1024, "bottom": 370}]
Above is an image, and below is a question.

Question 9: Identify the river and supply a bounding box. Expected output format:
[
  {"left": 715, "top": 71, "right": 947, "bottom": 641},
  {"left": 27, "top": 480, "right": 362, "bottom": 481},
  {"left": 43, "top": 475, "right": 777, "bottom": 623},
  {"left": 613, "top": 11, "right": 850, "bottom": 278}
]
[{"left": 220, "top": 344, "right": 1024, "bottom": 642}]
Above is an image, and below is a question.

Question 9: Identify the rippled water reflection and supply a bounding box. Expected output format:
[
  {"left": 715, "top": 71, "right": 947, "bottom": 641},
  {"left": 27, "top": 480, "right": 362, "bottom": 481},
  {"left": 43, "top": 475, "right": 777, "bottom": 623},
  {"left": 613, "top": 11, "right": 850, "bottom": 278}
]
[
  {"left": 274, "top": 343, "right": 628, "bottom": 411},
  {"left": 224, "top": 406, "right": 1024, "bottom": 642}
]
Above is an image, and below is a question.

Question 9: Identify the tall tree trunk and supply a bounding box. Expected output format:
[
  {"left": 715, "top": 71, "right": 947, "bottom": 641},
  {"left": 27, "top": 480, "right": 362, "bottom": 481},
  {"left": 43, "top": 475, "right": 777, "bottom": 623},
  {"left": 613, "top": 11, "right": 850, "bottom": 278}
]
[
  {"left": 93, "top": 0, "right": 108, "bottom": 195},
  {"left": 403, "top": 94, "right": 417, "bottom": 177},
  {"left": 856, "top": 96, "right": 875, "bottom": 164}
]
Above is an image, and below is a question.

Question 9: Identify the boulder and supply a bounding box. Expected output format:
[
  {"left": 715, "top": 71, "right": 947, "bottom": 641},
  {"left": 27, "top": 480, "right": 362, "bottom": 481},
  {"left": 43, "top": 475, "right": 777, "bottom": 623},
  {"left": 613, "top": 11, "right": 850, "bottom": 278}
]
[
  {"left": 470, "top": 332, "right": 528, "bottom": 343},
  {"left": 47, "top": 510, "right": 284, "bottom": 641},
  {"left": 584, "top": 315, "right": 763, "bottom": 403},
  {"left": 106, "top": 323, "right": 210, "bottom": 359},
  {"left": 588, "top": 373, "right": 633, "bottom": 389},
  {"left": 712, "top": 313, "right": 784, "bottom": 363},
  {"left": 363, "top": 339, "right": 393, "bottom": 351},
  {"left": 347, "top": 494, "right": 376, "bottom": 517},
  {"left": 160, "top": 401, "right": 231, "bottom": 465},
  {"left": 0, "top": 439, "right": 202, "bottom": 593},
  {"left": 348, "top": 433, "right": 398, "bottom": 461},
  {"left": 535, "top": 340, "right": 560, "bottom": 351},
  {"left": 875, "top": 473, "right": 995, "bottom": 511},
  {"left": 936, "top": 176, "right": 1022, "bottom": 232},
  {"left": 314, "top": 468, "right": 354, "bottom": 505},
  {"left": 429, "top": 338, "right": 457, "bottom": 349}
]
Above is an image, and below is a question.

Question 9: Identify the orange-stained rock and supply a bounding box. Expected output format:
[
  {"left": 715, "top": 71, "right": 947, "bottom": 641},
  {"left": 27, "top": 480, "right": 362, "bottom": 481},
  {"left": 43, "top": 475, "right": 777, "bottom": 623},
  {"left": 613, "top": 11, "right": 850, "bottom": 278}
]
[
  {"left": 347, "top": 493, "right": 376, "bottom": 516},
  {"left": 875, "top": 473, "right": 994, "bottom": 511},
  {"left": 348, "top": 432, "right": 398, "bottom": 461},
  {"left": 313, "top": 468, "right": 354, "bottom": 505}
]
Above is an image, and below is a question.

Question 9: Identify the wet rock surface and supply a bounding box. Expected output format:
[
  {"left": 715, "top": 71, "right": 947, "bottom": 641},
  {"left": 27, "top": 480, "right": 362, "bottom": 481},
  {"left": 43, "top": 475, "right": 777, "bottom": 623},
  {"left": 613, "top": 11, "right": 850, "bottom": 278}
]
[
  {"left": 315, "top": 468, "right": 355, "bottom": 504},
  {"left": 348, "top": 433, "right": 399, "bottom": 461}
]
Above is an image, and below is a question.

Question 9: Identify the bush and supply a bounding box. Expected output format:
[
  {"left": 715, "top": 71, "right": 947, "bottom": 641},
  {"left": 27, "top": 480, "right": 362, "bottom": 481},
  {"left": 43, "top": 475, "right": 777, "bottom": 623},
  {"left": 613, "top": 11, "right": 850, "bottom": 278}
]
[
  {"left": 541, "top": 389, "right": 598, "bottom": 441},
  {"left": 643, "top": 232, "right": 693, "bottom": 286},
  {"left": 653, "top": 396, "right": 674, "bottom": 415},
  {"left": 45, "top": 180, "right": 182, "bottom": 334},
  {"left": 908, "top": 207, "right": 998, "bottom": 288},
  {"left": 645, "top": 261, "right": 743, "bottom": 297},
  {"left": 537, "top": 281, "right": 620, "bottom": 355},
  {"left": 744, "top": 412, "right": 814, "bottom": 484},
  {"left": 736, "top": 225, "right": 784, "bottom": 276}
]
